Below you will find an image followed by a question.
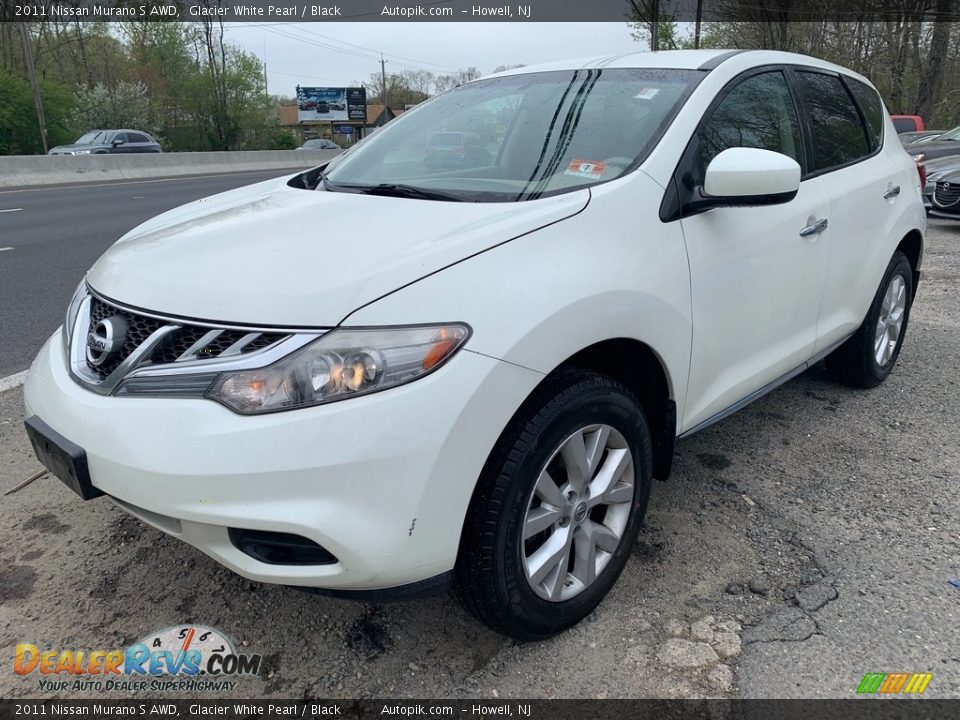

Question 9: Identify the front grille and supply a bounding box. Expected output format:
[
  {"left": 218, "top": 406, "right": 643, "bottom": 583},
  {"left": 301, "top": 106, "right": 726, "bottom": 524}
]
[
  {"left": 88, "top": 297, "right": 165, "bottom": 378},
  {"left": 83, "top": 295, "right": 289, "bottom": 380},
  {"left": 934, "top": 182, "right": 960, "bottom": 208}
]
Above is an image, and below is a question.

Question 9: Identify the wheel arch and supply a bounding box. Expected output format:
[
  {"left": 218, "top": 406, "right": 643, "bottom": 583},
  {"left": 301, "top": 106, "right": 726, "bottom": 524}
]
[
  {"left": 896, "top": 229, "right": 923, "bottom": 299},
  {"left": 560, "top": 338, "right": 676, "bottom": 481},
  {"left": 477, "top": 337, "right": 677, "bottom": 485}
]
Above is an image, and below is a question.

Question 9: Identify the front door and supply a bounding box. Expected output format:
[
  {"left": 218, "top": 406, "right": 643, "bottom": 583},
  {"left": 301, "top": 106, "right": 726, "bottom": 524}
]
[{"left": 677, "top": 69, "right": 830, "bottom": 431}]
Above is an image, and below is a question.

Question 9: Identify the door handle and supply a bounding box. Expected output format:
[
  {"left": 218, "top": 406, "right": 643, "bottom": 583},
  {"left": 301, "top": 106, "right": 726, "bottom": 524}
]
[
  {"left": 799, "top": 218, "right": 829, "bottom": 237},
  {"left": 883, "top": 185, "right": 901, "bottom": 199}
]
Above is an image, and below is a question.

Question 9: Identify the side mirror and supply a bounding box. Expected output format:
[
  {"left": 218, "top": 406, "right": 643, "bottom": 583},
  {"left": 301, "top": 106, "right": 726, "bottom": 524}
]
[
  {"left": 112, "top": 138, "right": 125, "bottom": 147},
  {"left": 702, "top": 147, "right": 801, "bottom": 207}
]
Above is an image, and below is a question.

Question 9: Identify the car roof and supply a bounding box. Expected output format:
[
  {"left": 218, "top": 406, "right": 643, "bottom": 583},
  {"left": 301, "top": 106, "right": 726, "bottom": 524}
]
[
  {"left": 481, "top": 49, "right": 868, "bottom": 83},
  {"left": 84, "top": 129, "right": 150, "bottom": 135}
]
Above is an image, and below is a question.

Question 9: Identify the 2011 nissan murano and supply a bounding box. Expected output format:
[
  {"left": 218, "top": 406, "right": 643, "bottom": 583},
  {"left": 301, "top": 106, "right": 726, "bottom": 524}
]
[{"left": 25, "top": 50, "right": 926, "bottom": 640}]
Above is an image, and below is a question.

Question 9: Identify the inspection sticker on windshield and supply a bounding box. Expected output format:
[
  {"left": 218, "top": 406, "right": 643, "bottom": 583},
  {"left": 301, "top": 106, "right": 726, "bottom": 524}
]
[
  {"left": 565, "top": 159, "right": 607, "bottom": 179},
  {"left": 635, "top": 87, "right": 660, "bottom": 100}
]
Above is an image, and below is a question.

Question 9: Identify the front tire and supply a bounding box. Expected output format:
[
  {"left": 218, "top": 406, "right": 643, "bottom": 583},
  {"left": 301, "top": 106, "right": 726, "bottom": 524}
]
[
  {"left": 826, "top": 250, "right": 914, "bottom": 388},
  {"left": 456, "top": 371, "right": 652, "bottom": 640}
]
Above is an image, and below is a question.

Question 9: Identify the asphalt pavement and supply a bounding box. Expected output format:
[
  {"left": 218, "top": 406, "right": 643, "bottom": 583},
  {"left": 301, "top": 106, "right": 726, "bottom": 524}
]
[
  {"left": 0, "top": 221, "right": 957, "bottom": 699},
  {"left": 0, "top": 169, "right": 293, "bottom": 378}
]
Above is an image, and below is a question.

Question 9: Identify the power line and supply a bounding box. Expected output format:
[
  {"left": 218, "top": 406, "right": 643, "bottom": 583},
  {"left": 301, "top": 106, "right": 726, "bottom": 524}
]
[
  {"left": 292, "top": 27, "right": 459, "bottom": 71},
  {"left": 257, "top": 24, "right": 459, "bottom": 78}
]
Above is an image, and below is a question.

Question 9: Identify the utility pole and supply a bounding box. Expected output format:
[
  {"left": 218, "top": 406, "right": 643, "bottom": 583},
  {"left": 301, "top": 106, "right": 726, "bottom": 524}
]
[
  {"left": 262, "top": 33, "right": 268, "bottom": 95},
  {"left": 380, "top": 54, "right": 388, "bottom": 110},
  {"left": 18, "top": 22, "right": 48, "bottom": 153},
  {"left": 694, "top": 0, "right": 703, "bottom": 49},
  {"left": 650, "top": 0, "right": 659, "bottom": 52}
]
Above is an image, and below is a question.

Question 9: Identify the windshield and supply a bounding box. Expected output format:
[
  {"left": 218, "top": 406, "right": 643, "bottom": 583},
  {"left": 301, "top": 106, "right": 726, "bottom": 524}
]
[
  {"left": 75, "top": 131, "right": 111, "bottom": 145},
  {"left": 938, "top": 125, "right": 960, "bottom": 141},
  {"left": 323, "top": 69, "right": 701, "bottom": 202}
]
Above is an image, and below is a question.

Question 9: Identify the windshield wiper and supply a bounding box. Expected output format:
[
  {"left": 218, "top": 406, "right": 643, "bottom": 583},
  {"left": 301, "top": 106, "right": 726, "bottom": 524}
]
[{"left": 354, "top": 183, "right": 467, "bottom": 202}]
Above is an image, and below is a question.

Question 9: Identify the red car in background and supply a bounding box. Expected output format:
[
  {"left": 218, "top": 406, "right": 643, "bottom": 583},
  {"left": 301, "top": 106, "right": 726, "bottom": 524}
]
[{"left": 891, "top": 114, "right": 925, "bottom": 133}]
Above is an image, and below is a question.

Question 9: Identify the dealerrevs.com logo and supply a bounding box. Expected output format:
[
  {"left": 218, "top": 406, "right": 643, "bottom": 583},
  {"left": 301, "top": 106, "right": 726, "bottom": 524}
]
[{"left": 14, "top": 625, "right": 262, "bottom": 693}]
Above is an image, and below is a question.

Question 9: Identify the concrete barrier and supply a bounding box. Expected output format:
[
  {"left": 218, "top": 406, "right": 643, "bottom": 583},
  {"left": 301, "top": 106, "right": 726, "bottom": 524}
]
[{"left": 0, "top": 149, "right": 341, "bottom": 189}]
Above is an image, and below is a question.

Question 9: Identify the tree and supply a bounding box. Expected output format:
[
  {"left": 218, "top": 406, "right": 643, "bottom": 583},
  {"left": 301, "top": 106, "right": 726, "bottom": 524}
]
[
  {"left": 627, "top": 0, "right": 684, "bottom": 50},
  {"left": 915, "top": 0, "right": 953, "bottom": 119},
  {"left": 0, "top": 75, "right": 73, "bottom": 155},
  {"left": 2, "top": 18, "right": 289, "bottom": 154},
  {"left": 636, "top": 9, "right": 960, "bottom": 127},
  {"left": 433, "top": 67, "right": 481, "bottom": 94},
  {"left": 72, "top": 81, "right": 153, "bottom": 134},
  {"left": 364, "top": 70, "right": 434, "bottom": 106}
]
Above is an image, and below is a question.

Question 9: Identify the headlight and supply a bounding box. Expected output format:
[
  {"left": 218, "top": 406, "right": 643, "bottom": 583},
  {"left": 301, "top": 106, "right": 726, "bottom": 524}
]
[
  {"left": 71, "top": 149, "right": 92, "bottom": 155},
  {"left": 62, "top": 280, "right": 88, "bottom": 353},
  {"left": 208, "top": 324, "right": 470, "bottom": 414}
]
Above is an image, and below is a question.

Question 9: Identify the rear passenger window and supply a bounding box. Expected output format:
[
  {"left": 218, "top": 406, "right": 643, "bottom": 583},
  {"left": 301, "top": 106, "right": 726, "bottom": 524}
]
[
  {"left": 846, "top": 79, "right": 884, "bottom": 153},
  {"left": 892, "top": 117, "right": 916, "bottom": 133},
  {"left": 694, "top": 70, "right": 803, "bottom": 184},
  {"left": 796, "top": 71, "right": 869, "bottom": 171}
]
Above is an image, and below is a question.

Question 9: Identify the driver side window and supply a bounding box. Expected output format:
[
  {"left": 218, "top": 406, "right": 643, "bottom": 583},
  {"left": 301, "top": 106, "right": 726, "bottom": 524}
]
[{"left": 694, "top": 71, "right": 803, "bottom": 185}]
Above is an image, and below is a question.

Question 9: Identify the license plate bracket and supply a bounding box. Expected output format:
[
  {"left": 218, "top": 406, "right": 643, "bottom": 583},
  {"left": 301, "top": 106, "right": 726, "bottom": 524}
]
[{"left": 24, "top": 416, "right": 102, "bottom": 500}]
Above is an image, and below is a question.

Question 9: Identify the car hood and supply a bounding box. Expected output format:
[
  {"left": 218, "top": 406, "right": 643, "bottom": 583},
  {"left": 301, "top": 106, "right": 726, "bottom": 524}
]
[
  {"left": 87, "top": 176, "right": 589, "bottom": 327},
  {"left": 907, "top": 140, "right": 960, "bottom": 156},
  {"left": 926, "top": 158, "right": 960, "bottom": 180},
  {"left": 49, "top": 144, "right": 107, "bottom": 153}
]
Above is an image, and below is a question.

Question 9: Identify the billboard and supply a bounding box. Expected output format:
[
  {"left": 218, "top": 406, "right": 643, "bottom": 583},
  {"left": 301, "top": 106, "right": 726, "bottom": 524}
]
[{"left": 296, "top": 86, "right": 366, "bottom": 123}]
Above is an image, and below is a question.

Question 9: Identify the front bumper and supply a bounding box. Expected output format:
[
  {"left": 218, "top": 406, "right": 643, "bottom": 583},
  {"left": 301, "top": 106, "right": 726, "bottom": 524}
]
[
  {"left": 24, "top": 331, "right": 542, "bottom": 590},
  {"left": 929, "top": 208, "right": 960, "bottom": 220}
]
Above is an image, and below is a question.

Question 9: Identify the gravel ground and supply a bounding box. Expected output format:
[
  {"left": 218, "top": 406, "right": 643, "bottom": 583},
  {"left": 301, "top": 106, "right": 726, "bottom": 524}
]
[{"left": 1, "top": 219, "right": 958, "bottom": 700}]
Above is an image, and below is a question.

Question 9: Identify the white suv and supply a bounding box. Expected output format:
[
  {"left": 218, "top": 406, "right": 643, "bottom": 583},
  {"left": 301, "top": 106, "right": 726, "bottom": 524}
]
[{"left": 25, "top": 50, "right": 925, "bottom": 640}]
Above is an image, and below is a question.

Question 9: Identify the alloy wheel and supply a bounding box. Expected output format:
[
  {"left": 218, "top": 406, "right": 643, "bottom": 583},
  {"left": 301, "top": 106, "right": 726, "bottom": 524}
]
[
  {"left": 521, "top": 424, "right": 634, "bottom": 602},
  {"left": 874, "top": 274, "right": 907, "bottom": 367}
]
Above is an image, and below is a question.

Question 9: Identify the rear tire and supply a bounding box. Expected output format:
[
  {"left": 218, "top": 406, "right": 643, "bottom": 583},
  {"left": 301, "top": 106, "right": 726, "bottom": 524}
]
[
  {"left": 825, "top": 251, "right": 913, "bottom": 388},
  {"left": 456, "top": 370, "right": 652, "bottom": 640}
]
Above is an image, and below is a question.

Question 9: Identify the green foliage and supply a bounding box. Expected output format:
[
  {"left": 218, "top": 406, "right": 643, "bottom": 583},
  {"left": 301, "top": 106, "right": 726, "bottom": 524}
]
[
  {"left": 3, "top": 22, "right": 287, "bottom": 154},
  {"left": 263, "top": 128, "right": 299, "bottom": 150},
  {"left": 0, "top": 75, "right": 74, "bottom": 155}
]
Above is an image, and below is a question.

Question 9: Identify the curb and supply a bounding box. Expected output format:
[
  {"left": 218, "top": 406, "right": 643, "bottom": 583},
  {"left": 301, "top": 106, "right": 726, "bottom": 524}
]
[{"left": 0, "top": 370, "right": 28, "bottom": 394}]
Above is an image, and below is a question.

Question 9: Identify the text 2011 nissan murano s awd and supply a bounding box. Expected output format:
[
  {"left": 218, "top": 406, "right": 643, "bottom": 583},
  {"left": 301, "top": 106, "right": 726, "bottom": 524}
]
[{"left": 25, "top": 50, "right": 925, "bottom": 639}]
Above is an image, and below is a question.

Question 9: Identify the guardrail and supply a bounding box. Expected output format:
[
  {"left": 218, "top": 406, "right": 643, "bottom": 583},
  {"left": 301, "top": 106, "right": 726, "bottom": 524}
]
[{"left": 0, "top": 149, "right": 341, "bottom": 189}]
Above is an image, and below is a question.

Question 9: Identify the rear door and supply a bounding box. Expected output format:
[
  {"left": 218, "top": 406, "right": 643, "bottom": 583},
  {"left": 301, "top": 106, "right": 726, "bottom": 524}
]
[
  {"left": 674, "top": 68, "right": 831, "bottom": 431},
  {"left": 790, "top": 70, "right": 904, "bottom": 352},
  {"left": 126, "top": 132, "right": 152, "bottom": 153}
]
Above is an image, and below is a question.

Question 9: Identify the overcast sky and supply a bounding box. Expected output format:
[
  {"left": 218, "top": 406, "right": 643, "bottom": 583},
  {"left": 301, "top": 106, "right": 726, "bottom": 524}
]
[{"left": 226, "top": 23, "right": 646, "bottom": 96}]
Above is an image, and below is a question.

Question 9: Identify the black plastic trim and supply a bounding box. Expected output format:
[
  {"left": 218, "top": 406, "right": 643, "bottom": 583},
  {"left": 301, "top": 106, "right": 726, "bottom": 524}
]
[
  {"left": 294, "top": 570, "right": 454, "bottom": 602},
  {"left": 697, "top": 50, "right": 746, "bottom": 71},
  {"left": 24, "top": 415, "right": 102, "bottom": 501},
  {"left": 678, "top": 332, "right": 854, "bottom": 439},
  {"left": 228, "top": 528, "right": 338, "bottom": 566},
  {"left": 652, "top": 399, "right": 677, "bottom": 481}
]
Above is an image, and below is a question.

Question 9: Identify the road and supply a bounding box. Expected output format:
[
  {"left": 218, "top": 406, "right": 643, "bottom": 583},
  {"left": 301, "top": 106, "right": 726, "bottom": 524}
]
[
  {"left": 0, "top": 169, "right": 293, "bottom": 378},
  {"left": 0, "top": 221, "right": 957, "bottom": 700}
]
